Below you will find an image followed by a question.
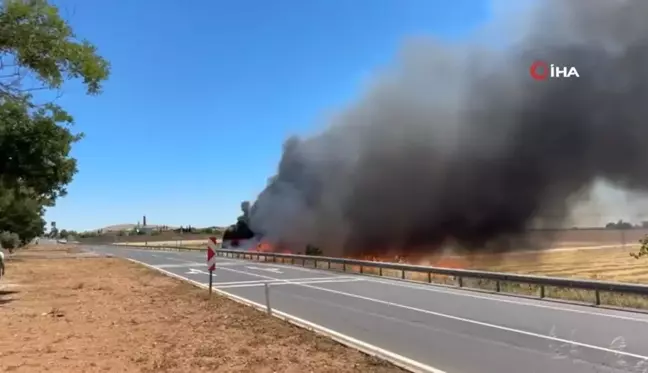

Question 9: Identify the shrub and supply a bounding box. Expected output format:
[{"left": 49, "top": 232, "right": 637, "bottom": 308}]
[
  {"left": 631, "top": 235, "right": 648, "bottom": 259},
  {"left": 0, "top": 231, "right": 21, "bottom": 250},
  {"left": 305, "top": 245, "right": 323, "bottom": 256}
]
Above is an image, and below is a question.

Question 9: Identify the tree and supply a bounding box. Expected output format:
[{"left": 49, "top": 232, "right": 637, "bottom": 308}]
[
  {"left": 605, "top": 220, "right": 633, "bottom": 230},
  {"left": 0, "top": 0, "right": 110, "bottom": 242},
  {"left": 0, "top": 186, "right": 45, "bottom": 242}
]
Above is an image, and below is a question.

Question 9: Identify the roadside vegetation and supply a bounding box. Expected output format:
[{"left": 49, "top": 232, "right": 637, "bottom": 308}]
[
  {"left": 0, "top": 0, "right": 110, "bottom": 245},
  {"left": 630, "top": 235, "right": 648, "bottom": 260}
]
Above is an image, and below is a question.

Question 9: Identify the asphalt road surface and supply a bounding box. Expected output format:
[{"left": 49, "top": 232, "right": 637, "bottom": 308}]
[{"left": 91, "top": 245, "right": 648, "bottom": 373}]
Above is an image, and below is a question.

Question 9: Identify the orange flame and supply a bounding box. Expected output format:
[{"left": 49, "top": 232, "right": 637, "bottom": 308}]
[
  {"left": 430, "top": 257, "right": 469, "bottom": 269},
  {"left": 254, "top": 241, "right": 292, "bottom": 254},
  {"left": 253, "top": 242, "right": 470, "bottom": 269}
]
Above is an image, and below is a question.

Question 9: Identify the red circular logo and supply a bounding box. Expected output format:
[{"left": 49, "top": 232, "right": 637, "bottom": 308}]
[{"left": 530, "top": 60, "right": 549, "bottom": 81}]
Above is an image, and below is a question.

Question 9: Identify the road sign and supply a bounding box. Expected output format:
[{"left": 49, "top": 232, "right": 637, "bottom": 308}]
[
  {"left": 207, "top": 236, "right": 218, "bottom": 271},
  {"left": 207, "top": 236, "right": 220, "bottom": 250},
  {"left": 206, "top": 236, "right": 219, "bottom": 295}
]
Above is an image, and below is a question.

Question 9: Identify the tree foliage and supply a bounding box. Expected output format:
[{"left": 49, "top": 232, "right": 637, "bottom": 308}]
[
  {"left": 0, "top": 0, "right": 110, "bottom": 243},
  {"left": 0, "top": 0, "right": 109, "bottom": 99},
  {"left": 0, "top": 230, "right": 20, "bottom": 249},
  {"left": 0, "top": 187, "right": 45, "bottom": 241},
  {"left": 59, "top": 228, "right": 74, "bottom": 238}
]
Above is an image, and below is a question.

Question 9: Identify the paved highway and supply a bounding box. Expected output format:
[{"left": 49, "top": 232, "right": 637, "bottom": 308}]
[{"left": 91, "top": 245, "right": 648, "bottom": 373}]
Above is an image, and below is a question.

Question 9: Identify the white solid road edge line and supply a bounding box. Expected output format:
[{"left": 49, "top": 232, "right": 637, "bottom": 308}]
[{"left": 124, "top": 258, "right": 446, "bottom": 373}]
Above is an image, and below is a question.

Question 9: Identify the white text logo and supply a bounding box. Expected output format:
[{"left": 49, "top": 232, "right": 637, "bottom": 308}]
[{"left": 529, "top": 61, "right": 580, "bottom": 81}]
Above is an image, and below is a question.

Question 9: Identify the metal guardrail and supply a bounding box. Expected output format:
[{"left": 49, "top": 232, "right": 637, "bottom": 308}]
[
  {"left": 214, "top": 248, "right": 648, "bottom": 307},
  {"left": 112, "top": 243, "right": 205, "bottom": 252}
]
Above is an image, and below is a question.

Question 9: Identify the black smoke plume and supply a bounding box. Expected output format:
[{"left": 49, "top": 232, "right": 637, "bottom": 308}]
[{"left": 246, "top": 0, "right": 648, "bottom": 258}]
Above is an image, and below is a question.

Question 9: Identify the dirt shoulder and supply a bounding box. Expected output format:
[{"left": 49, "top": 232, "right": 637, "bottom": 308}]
[{"left": 0, "top": 245, "right": 404, "bottom": 373}]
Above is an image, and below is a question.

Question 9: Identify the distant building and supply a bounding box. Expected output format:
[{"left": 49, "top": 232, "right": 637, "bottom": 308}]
[{"left": 137, "top": 226, "right": 156, "bottom": 234}]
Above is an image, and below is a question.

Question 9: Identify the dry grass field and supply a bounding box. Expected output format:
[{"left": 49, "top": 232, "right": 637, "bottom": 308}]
[
  {"left": 467, "top": 246, "right": 646, "bottom": 282},
  {"left": 464, "top": 228, "right": 648, "bottom": 283}
]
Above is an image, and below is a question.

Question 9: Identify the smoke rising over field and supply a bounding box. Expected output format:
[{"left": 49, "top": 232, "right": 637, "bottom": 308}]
[{"left": 247, "top": 0, "right": 648, "bottom": 257}]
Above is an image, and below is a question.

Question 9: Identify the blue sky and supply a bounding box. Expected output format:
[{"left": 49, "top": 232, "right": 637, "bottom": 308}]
[{"left": 45, "top": 0, "right": 493, "bottom": 231}]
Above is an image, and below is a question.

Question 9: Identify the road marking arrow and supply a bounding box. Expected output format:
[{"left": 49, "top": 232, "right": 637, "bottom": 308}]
[
  {"left": 186, "top": 268, "right": 212, "bottom": 276},
  {"left": 245, "top": 266, "right": 283, "bottom": 274}
]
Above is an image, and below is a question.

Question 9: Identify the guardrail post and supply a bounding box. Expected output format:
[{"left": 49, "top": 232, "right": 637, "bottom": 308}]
[
  {"left": 343, "top": 263, "right": 346, "bottom": 272},
  {"left": 302, "top": 258, "right": 306, "bottom": 266},
  {"left": 495, "top": 280, "right": 501, "bottom": 293},
  {"left": 428, "top": 272, "right": 432, "bottom": 283},
  {"left": 401, "top": 270, "right": 405, "bottom": 280},
  {"left": 379, "top": 267, "right": 383, "bottom": 276},
  {"left": 314, "top": 260, "right": 318, "bottom": 268},
  {"left": 457, "top": 276, "right": 463, "bottom": 288},
  {"left": 539, "top": 285, "right": 545, "bottom": 299},
  {"left": 327, "top": 261, "right": 331, "bottom": 270},
  {"left": 594, "top": 290, "right": 601, "bottom": 306},
  {"left": 360, "top": 265, "right": 363, "bottom": 274},
  {"left": 264, "top": 282, "right": 272, "bottom": 315},
  {"left": 291, "top": 257, "right": 295, "bottom": 265}
]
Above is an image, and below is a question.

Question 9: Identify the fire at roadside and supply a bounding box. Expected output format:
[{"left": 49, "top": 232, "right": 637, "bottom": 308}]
[{"left": 221, "top": 217, "right": 473, "bottom": 268}]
